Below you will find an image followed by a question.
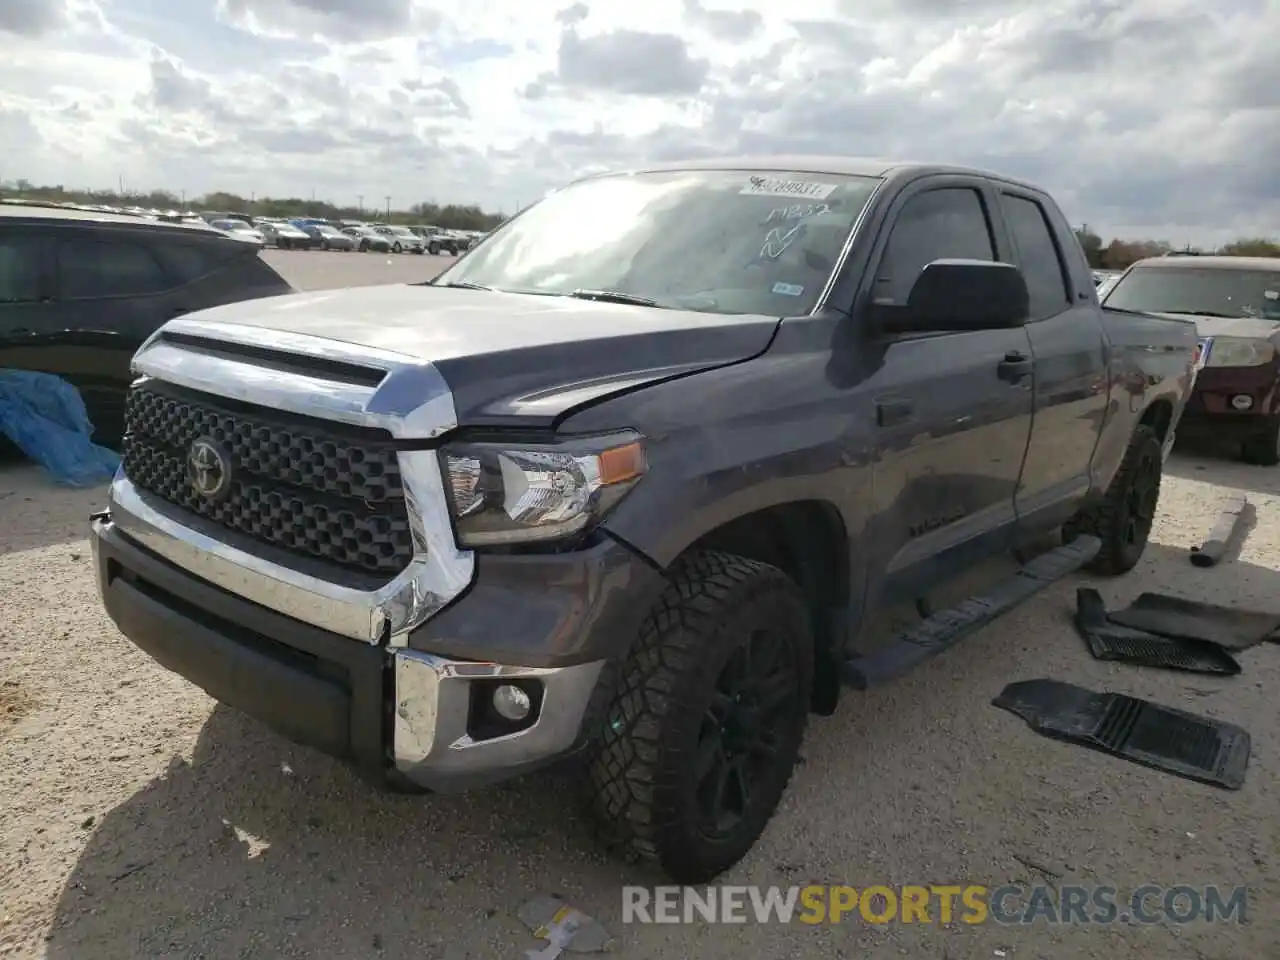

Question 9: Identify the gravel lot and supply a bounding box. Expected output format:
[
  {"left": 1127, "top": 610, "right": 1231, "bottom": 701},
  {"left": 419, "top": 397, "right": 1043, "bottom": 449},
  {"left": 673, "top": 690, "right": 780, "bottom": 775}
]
[
  {"left": 263, "top": 247, "right": 454, "bottom": 289},
  {"left": 1, "top": 254, "right": 1277, "bottom": 958}
]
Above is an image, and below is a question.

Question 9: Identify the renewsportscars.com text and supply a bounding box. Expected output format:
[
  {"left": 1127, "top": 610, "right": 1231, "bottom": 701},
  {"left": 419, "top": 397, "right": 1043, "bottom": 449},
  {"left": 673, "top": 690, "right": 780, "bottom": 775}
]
[{"left": 622, "top": 884, "right": 1248, "bottom": 926}]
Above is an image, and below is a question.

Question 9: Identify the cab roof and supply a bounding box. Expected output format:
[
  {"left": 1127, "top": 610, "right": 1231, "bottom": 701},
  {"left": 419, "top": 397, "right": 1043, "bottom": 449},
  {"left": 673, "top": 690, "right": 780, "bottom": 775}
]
[{"left": 587, "top": 155, "right": 1048, "bottom": 193}]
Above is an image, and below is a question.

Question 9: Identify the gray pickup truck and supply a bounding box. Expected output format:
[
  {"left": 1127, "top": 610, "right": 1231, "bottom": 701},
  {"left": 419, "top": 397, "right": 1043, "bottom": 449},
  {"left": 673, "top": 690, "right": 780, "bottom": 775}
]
[{"left": 90, "top": 157, "right": 1197, "bottom": 884}]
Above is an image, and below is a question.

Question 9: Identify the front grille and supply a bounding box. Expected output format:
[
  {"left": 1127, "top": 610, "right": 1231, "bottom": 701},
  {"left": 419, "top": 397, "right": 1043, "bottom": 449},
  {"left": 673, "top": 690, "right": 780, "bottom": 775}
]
[{"left": 121, "top": 381, "right": 415, "bottom": 577}]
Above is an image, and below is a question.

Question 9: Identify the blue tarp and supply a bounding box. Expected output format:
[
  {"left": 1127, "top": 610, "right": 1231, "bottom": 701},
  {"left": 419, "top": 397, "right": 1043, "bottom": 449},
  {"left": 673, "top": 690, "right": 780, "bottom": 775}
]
[{"left": 0, "top": 370, "right": 120, "bottom": 487}]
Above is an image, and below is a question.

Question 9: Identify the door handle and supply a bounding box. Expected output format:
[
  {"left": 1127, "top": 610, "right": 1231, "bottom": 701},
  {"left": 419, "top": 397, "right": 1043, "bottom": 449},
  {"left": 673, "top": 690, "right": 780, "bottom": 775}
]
[
  {"left": 997, "top": 351, "right": 1033, "bottom": 383},
  {"left": 875, "top": 397, "right": 915, "bottom": 427}
]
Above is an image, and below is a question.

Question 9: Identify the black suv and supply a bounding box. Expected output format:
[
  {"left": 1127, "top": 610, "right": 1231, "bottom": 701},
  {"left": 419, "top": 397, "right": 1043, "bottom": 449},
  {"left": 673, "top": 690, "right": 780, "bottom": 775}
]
[{"left": 0, "top": 205, "right": 293, "bottom": 447}]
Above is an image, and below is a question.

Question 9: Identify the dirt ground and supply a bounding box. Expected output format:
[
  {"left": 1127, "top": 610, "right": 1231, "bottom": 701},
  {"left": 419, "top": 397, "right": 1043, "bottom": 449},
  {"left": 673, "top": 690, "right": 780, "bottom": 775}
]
[
  {"left": 0, "top": 445, "right": 1276, "bottom": 959},
  {"left": 260, "top": 246, "right": 455, "bottom": 290},
  {"left": 0, "top": 255, "right": 1276, "bottom": 957}
]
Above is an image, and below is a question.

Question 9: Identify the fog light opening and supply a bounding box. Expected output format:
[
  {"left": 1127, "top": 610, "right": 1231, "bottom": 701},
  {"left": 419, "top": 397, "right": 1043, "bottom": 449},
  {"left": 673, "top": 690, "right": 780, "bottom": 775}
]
[
  {"left": 493, "top": 683, "right": 532, "bottom": 721},
  {"left": 467, "top": 677, "right": 545, "bottom": 741},
  {"left": 1231, "top": 394, "right": 1254, "bottom": 411}
]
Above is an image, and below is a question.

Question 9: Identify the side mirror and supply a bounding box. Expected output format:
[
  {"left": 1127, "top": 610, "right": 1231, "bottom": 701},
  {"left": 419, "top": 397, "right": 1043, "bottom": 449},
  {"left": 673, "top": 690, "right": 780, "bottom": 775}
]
[{"left": 875, "top": 259, "right": 1030, "bottom": 334}]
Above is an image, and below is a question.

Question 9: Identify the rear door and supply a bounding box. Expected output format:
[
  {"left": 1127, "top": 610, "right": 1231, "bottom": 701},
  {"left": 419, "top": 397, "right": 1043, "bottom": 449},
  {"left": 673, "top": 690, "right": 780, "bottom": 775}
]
[
  {"left": 994, "top": 189, "right": 1109, "bottom": 533},
  {"left": 41, "top": 226, "right": 183, "bottom": 441},
  {"left": 0, "top": 227, "right": 55, "bottom": 354},
  {"left": 860, "top": 178, "right": 1036, "bottom": 605}
]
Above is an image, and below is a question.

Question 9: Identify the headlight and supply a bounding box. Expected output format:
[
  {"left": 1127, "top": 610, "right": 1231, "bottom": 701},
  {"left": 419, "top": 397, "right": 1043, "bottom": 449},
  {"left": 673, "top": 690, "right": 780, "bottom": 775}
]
[
  {"left": 440, "top": 433, "right": 647, "bottom": 546},
  {"left": 1205, "top": 336, "right": 1276, "bottom": 368}
]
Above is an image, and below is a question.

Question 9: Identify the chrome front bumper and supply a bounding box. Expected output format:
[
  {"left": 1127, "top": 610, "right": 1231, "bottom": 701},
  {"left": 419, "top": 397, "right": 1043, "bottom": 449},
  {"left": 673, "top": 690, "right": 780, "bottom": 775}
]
[
  {"left": 93, "top": 511, "right": 605, "bottom": 791},
  {"left": 392, "top": 653, "right": 604, "bottom": 790}
]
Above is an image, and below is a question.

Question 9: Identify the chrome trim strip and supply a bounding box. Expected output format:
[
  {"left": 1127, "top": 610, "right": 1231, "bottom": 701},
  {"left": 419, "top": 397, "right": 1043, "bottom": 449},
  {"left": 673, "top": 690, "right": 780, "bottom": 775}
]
[
  {"left": 812, "top": 176, "right": 888, "bottom": 315},
  {"left": 111, "top": 315, "right": 477, "bottom": 643},
  {"left": 392, "top": 652, "right": 603, "bottom": 791},
  {"left": 131, "top": 318, "right": 458, "bottom": 440}
]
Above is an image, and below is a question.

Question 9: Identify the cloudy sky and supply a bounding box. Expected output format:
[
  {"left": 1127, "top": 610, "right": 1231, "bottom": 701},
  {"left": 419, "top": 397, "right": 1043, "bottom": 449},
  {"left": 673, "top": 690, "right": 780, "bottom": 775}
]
[{"left": 1, "top": 0, "right": 1276, "bottom": 244}]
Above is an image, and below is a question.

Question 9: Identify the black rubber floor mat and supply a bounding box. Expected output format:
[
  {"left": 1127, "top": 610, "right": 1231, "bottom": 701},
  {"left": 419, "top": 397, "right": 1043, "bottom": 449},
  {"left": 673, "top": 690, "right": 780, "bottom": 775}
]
[
  {"left": 1075, "top": 588, "right": 1241, "bottom": 676},
  {"left": 993, "top": 679, "right": 1250, "bottom": 790},
  {"left": 1108, "top": 592, "right": 1280, "bottom": 651}
]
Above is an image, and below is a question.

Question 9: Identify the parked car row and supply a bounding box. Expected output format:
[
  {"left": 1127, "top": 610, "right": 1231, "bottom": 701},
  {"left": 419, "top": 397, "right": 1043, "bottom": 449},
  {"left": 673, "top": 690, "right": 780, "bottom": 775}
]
[
  {"left": 200, "top": 212, "right": 481, "bottom": 255},
  {"left": 0, "top": 200, "right": 486, "bottom": 257}
]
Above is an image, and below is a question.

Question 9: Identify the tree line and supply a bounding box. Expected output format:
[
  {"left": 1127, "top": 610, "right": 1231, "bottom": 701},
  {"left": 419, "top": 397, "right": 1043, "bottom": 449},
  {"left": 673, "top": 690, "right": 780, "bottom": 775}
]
[
  {"left": 1073, "top": 226, "right": 1279, "bottom": 270},
  {"left": 1, "top": 181, "right": 507, "bottom": 232}
]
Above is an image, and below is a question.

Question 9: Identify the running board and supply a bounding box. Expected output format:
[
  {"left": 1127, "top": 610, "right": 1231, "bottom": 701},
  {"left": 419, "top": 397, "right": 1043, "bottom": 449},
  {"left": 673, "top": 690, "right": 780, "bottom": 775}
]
[{"left": 841, "top": 535, "right": 1101, "bottom": 690}]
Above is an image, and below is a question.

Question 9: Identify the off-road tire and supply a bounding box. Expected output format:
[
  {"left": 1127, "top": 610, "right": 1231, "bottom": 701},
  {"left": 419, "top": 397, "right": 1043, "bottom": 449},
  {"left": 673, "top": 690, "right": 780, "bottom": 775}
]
[
  {"left": 583, "top": 550, "right": 813, "bottom": 884},
  {"left": 1240, "top": 416, "right": 1280, "bottom": 466},
  {"left": 1066, "top": 424, "right": 1163, "bottom": 575}
]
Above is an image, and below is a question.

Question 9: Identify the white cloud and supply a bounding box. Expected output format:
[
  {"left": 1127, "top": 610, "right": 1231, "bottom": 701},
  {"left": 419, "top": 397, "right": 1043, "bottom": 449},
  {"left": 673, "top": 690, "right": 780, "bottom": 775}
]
[{"left": 0, "top": 0, "right": 1276, "bottom": 242}]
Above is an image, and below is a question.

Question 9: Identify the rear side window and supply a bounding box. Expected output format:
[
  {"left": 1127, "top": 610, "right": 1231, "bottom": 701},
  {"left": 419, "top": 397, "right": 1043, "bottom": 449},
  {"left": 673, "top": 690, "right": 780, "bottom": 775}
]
[
  {"left": 58, "top": 237, "right": 171, "bottom": 299},
  {"left": 152, "top": 241, "right": 239, "bottom": 284},
  {"left": 191, "top": 254, "right": 293, "bottom": 308},
  {"left": 1001, "top": 194, "right": 1071, "bottom": 320},
  {"left": 0, "top": 234, "right": 44, "bottom": 303},
  {"left": 876, "top": 188, "right": 996, "bottom": 304}
]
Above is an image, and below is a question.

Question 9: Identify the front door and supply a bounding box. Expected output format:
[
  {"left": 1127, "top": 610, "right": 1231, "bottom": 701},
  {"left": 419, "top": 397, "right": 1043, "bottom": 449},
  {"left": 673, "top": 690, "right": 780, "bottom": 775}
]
[{"left": 859, "top": 181, "right": 1035, "bottom": 607}]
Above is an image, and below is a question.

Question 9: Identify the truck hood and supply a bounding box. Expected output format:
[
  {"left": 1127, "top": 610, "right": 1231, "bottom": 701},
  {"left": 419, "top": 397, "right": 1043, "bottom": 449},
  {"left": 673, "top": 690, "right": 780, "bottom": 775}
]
[
  {"left": 162, "top": 283, "right": 781, "bottom": 426},
  {"left": 1150, "top": 312, "right": 1280, "bottom": 339}
]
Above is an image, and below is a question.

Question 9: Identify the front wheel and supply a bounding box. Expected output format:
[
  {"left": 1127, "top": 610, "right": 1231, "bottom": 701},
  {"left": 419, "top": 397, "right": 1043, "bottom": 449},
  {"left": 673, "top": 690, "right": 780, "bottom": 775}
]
[
  {"left": 1241, "top": 416, "right": 1280, "bottom": 466},
  {"left": 428, "top": 243, "right": 440, "bottom": 255},
  {"left": 393, "top": 242, "right": 402, "bottom": 253},
  {"left": 1066, "top": 423, "right": 1163, "bottom": 575},
  {"left": 584, "top": 551, "right": 813, "bottom": 884}
]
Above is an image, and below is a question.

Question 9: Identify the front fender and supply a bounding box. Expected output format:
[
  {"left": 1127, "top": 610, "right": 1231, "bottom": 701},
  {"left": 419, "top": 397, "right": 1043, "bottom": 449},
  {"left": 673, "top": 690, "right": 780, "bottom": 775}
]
[{"left": 557, "top": 345, "right": 873, "bottom": 569}]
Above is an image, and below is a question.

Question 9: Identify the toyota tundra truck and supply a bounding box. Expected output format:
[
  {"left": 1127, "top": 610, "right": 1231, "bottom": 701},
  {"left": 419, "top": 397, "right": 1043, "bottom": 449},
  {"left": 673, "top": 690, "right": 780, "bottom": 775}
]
[{"left": 91, "top": 158, "right": 1197, "bottom": 884}]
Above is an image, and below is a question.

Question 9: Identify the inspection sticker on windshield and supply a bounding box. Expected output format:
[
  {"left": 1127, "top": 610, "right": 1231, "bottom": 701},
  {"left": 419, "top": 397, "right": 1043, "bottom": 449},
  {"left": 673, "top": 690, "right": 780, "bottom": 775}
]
[
  {"left": 741, "top": 176, "right": 838, "bottom": 200},
  {"left": 772, "top": 282, "right": 805, "bottom": 296}
]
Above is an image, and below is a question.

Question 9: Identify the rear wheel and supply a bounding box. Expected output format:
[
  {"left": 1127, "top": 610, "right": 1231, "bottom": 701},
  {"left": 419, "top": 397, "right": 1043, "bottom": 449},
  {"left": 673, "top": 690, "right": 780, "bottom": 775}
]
[
  {"left": 428, "top": 242, "right": 440, "bottom": 255},
  {"left": 1241, "top": 415, "right": 1280, "bottom": 466},
  {"left": 393, "top": 242, "right": 403, "bottom": 253},
  {"left": 1065, "top": 424, "right": 1162, "bottom": 575},
  {"left": 584, "top": 551, "right": 813, "bottom": 883}
]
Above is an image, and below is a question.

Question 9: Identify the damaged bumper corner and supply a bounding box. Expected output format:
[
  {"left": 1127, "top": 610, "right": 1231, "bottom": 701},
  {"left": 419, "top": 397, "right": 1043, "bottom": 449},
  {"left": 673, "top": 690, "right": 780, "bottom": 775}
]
[{"left": 92, "top": 509, "right": 605, "bottom": 792}]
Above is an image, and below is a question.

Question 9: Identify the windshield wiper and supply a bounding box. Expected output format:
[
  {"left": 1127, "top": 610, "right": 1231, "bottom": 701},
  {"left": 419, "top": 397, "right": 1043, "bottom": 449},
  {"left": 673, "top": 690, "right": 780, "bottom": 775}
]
[
  {"left": 434, "top": 280, "right": 492, "bottom": 290},
  {"left": 568, "top": 289, "right": 659, "bottom": 307},
  {"left": 1166, "top": 308, "right": 1239, "bottom": 318}
]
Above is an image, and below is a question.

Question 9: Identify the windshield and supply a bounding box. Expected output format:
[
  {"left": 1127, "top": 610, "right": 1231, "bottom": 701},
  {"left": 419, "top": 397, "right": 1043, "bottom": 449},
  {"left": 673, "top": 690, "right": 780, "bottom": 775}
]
[
  {"left": 1103, "top": 265, "right": 1280, "bottom": 319},
  {"left": 435, "top": 169, "right": 882, "bottom": 315}
]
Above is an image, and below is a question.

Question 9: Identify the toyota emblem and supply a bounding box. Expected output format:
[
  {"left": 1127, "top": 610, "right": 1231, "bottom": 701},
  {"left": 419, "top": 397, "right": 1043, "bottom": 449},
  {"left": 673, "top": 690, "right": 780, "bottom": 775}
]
[{"left": 187, "top": 438, "right": 231, "bottom": 500}]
